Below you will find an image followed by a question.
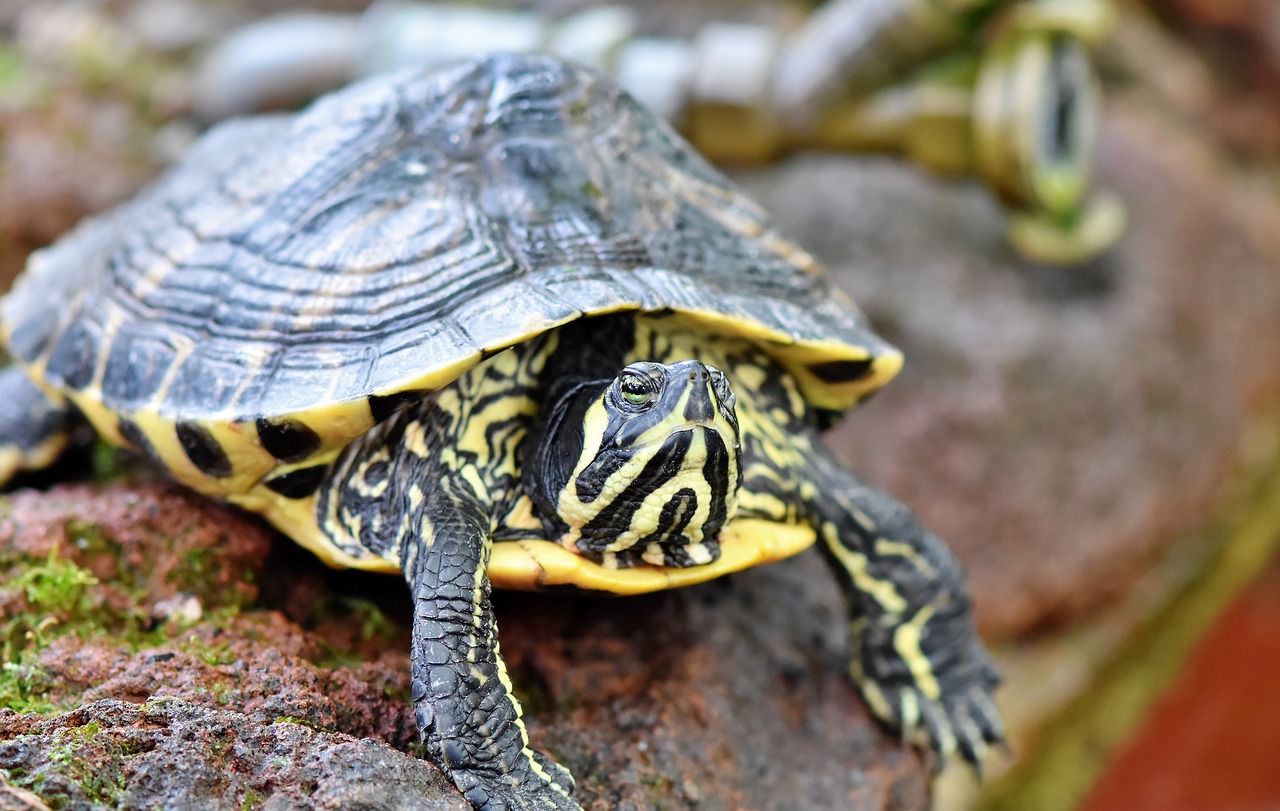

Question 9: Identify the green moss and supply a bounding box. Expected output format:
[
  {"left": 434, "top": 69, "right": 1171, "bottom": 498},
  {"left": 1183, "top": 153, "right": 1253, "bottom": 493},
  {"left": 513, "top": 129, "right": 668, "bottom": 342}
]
[
  {"left": 272, "top": 715, "right": 329, "bottom": 732},
  {"left": 89, "top": 440, "right": 142, "bottom": 482},
  {"left": 0, "top": 659, "right": 59, "bottom": 715},
  {"left": 241, "top": 788, "right": 264, "bottom": 811},
  {"left": 168, "top": 544, "right": 233, "bottom": 604},
  {"left": 64, "top": 519, "right": 120, "bottom": 556},
  {"left": 8, "top": 720, "right": 136, "bottom": 807},
  {"left": 1, "top": 545, "right": 169, "bottom": 714},
  {"left": 176, "top": 631, "right": 237, "bottom": 667},
  {"left": 301, "top": 596, "right": 403, "bottom": 671},
  {"left": 0, "top": 547, "right": 102, "bottom": 714},
  {"left": 343, "top": 597, "right": 398, "bottom": 643},
  {"left": 11, "top": 546, "right": 99, "bottom": 617}
]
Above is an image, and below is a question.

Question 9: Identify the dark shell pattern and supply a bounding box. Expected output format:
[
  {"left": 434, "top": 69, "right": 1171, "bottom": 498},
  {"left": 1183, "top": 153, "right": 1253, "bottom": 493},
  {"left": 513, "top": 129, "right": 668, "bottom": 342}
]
[{"left": 2, "top": 54, "right": 894, "bottom": 450}]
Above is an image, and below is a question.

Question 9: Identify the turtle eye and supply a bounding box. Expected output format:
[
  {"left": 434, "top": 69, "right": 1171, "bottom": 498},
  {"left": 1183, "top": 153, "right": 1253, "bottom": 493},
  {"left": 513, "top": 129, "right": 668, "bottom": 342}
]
[
  {"left": 618, "top": 373, "right": 655, "bottom": 409},
  {"left": 708, "top": 367, "right": 735, "bottom": 411}
]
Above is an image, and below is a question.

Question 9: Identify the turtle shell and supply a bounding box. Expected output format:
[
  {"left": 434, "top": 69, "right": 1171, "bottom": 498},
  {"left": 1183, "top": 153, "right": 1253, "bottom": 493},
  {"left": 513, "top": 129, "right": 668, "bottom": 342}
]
[{"left": 2, "top": 53, "right": 900, "bottom": 490}]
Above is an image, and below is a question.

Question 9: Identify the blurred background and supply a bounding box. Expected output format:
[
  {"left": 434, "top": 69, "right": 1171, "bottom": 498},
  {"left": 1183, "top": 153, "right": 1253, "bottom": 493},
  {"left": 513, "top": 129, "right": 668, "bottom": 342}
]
[{"left": 1, "top": 1, "right": 1279, "bottom": 809}]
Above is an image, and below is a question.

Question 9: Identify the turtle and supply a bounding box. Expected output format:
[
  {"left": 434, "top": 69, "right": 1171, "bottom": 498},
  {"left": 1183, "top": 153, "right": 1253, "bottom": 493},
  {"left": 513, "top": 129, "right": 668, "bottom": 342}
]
[{"left": 0, "top": 53, "right": 1003, "bottom": 810}]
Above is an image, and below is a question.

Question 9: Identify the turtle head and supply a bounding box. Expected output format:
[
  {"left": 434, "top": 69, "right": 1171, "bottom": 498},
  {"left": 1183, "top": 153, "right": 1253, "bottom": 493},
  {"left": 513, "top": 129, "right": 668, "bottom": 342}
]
[{"left": 527, "top": 359, "right": 742, "bottom": 568}]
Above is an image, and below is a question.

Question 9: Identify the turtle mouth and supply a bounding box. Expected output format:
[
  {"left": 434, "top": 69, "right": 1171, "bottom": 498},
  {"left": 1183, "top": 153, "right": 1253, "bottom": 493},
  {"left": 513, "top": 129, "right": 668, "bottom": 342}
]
[
  {"left": 637, "top": 422, "right": 737, "bottom": 451},
  {"left": 584, "top": 536, "right": 724, "bottom": 570}
]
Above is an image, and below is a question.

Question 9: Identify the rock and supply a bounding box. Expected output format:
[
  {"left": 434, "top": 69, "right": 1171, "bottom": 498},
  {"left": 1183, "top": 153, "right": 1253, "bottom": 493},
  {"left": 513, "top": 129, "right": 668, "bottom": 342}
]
[
  {"left": 0, "top": 482, "right": 928, "bottom": 809},
  {"left": 0, "top": 699, "right": 467, "bottom": 811},
  {"left": 496, "top": 554, "right": 928, "bottom": 811}
]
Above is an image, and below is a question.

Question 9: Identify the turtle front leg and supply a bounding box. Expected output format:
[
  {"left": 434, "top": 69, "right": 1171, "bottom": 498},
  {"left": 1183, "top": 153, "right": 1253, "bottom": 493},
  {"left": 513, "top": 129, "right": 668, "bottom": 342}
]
[
  {"left": 400, "top": 480, "right": 579, "bottom": 811},
  {"left": 0, "top": 366, "right": 77, "bottom": 486},
  {"left": 804, "top": 440, "right": 1004, "bottom": 771}
]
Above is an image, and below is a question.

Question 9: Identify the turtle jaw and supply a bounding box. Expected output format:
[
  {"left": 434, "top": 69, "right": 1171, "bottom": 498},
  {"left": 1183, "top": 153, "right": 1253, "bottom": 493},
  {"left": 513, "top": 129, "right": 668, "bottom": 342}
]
[{"left": 542, "top": 359, "right": 743, "bottom": 570}]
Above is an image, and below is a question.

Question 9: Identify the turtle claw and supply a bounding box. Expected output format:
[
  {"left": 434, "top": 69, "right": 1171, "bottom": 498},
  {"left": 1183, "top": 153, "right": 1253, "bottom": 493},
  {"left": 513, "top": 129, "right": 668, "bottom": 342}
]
[
  {"left": 863, "top": 636, "right": 1004, "bottom": 775},
  {"left": 903, "top": 651, "right": 1004, "bottom": 775},
  {"left": 452, "top": 769, "right": 581, "bottom": 811}
]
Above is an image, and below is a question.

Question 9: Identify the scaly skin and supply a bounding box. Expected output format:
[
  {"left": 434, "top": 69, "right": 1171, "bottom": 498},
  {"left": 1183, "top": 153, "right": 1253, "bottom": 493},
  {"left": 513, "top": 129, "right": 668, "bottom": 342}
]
[{"left": 308, "top": 314, "right": 1001, "bottom": 809}]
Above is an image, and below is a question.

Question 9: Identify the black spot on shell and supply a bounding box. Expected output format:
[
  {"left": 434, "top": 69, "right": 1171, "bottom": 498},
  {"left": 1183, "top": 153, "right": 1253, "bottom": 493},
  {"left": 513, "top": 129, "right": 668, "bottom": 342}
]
[
  {"left": 256, "top": 417, "right": 322, "bottom": 463},
  {"left": 813, "top": 407, "right": 845, "bottom": 431},
  {"left": 176, "top": 421, "right": 233, "bottom": 478},
  {"left": 368, "top": 389, "right": 430, "bottom": 423},
  {"left": 807, "top": 358, "right": 875, "bottom": 384},
  {"left": 262, "top": 465, "right": 328, "bottom": 499},
  {"left": 117, "top": 417, "right": 161, "bottom": 463}
]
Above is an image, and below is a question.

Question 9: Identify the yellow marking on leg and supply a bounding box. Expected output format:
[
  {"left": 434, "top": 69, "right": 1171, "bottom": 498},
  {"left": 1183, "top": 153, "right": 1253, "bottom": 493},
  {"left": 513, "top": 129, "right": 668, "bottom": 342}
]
[
  {"left": 461, "top": 467, "right": 489, "bottom": 503},
  {"left": 499, "top": 495, "right": 543, "bottom": 533},
  {"left": 349, "top": 447, "right": 391, "bottom": 498},
  {"left": 404, "top": 421, "right": 431, "bottom": 457},
  {"left": 859, "top": 680, "right": 893, "bottom": 725},
  {"left": 848, "top": 617, "right": 893, "bottom": 723},
  {"left": 874, "top": 539, "right": 938, "bottom": 580},
  {"left": 928, "top": 707, "right": 958, "bottom": 756},
  {"left": 851, "top": 508, "right": 877, "bottom": 532},
  {"left": 737, "top": 489, "right": 790, "bottom": 522},
  {"left": 462, "top": 530, "right": 573, "bottom": 799},
  {"left": 820, "top": 525, "right": 907, "bottom": 614},
  {"left": 491, "top": 638, "right": 575, "bottom": 798},
  {"left": 894, "top": 604, "right": 941, "bottom": 701},
  {"left": 899, "top": 689, "right": 921, "bottom": 731}
]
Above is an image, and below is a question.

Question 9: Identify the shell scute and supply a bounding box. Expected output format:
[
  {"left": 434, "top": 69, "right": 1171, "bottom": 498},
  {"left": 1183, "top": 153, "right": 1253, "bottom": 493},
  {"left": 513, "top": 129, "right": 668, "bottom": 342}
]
[{"left": 2, "top": 53, "right": 897, "bottom": 466}]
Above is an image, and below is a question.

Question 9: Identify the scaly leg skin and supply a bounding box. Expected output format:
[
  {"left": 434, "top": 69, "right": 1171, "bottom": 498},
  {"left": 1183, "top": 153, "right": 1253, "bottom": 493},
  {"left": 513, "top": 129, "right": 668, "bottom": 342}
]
[
  {"left": 332, "top": 437, "right": 572, "bottom": 811},
  {"left": 806, "top": 439, "right": 1004, "bottom": 772},
  {"left": 400, "top": 480, "right": 580, "bottom": 811},
  {"left": 321, "top": 342, "right": 579, "bottom": 810},
  {"left": 0, "top": 366, "right": 75, "bottom": 487}
]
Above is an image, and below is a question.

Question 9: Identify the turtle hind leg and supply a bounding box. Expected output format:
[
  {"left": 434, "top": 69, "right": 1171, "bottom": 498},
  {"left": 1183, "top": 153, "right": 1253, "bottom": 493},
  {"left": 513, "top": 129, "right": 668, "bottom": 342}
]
[
  {"left": 802, "top": 438, "right": 1004, "bottom": 773},
  {"left": 0, "top": 366, "right": 76, "bottom": 487}
]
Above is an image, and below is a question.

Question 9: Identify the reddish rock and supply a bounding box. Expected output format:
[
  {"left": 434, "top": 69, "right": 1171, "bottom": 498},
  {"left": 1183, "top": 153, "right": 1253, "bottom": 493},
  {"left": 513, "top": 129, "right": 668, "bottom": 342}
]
[{"left": 0, "top": 481, "right": 273, "bottom": 614}]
